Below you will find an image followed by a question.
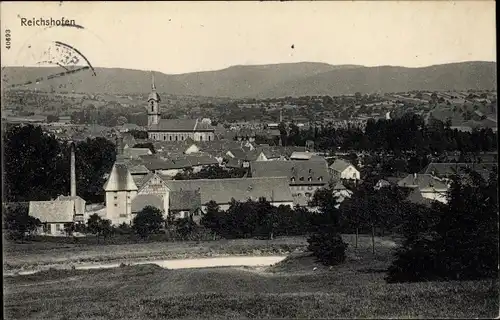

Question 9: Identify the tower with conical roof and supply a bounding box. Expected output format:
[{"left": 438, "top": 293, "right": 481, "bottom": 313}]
[{"left": 147, "top": 71, "right": 161, "bottom": 127}]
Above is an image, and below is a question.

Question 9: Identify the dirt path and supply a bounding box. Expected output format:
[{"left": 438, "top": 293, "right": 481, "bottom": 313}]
[{"left": 4, "top": 256, "right": 288, "bottom": 276}]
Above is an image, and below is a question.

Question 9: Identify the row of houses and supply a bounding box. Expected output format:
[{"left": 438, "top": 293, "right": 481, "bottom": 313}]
[{"left": 26, "top": 133, "right": 496, "bottom": 236}]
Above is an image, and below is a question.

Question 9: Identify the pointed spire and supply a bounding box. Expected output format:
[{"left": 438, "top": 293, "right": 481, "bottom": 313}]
[{"left": 151, "top": 71, "right": 156, "bottom": 91}]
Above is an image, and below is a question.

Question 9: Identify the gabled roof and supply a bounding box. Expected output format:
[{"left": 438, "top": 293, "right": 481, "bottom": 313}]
[
  {"left": 131, "top": 194, "right": 163, "bottom": 213},
  {"left": 104, "top": 163, "right": 138, "bottom": 191},
  {"left": 164, "top": 177, "right": 293, "bottom": 205},
  {"left": 333, "top": 181, "right": 347, "bottom": 190},
  {"left": 329, "top": 159, "right": 356, "bottom": 173},
  {"left": 250, "top": 159, "right": 329, "bottom": 186},
  {"left": 137, "top": 172, "right": 168, "bottom": 193},
  {"left": 149, "top": 119, "right": 214, "bottom": 132},
  {"left": 29, "top": 200, "right": 75, "bottom": 223},
  {"left": 56, "top": 196, "right": 86, "bottom": 215},
  {"left": 397, "top": 174, "right": 448, "bottom": 190},
  {"left": 169, "top": 190, "right": 201, "bottom": 211}
]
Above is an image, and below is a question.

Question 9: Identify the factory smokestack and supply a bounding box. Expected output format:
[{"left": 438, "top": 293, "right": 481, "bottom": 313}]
[{"left": 70, "top": 141, "right": 76, "bottom": 197}]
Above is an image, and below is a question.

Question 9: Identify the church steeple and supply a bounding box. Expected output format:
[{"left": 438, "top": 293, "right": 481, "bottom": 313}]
[
  {"left": 147, "top": 71, "right": 161, "bottom": 127},
  {"left": 151, "top": 71, "right": 156, "bottom": 91}
]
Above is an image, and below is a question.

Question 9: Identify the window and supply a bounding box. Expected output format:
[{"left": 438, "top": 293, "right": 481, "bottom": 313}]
[
  {"left": 43, "top": 223, "right": 50, "bottom": 233},
  {"left": 114, "top": 204, "right": 118, "bottom": 207},
  {"left": 200, "top": 135, "right": 203, "bottom": 141},
  {"left": 175, "top": 136, "right": 178, "bottom": 141},
  {"left": 308, "top": 177, "right": 312, "bottom": 181},
  {"left": 163, "top": 135, "right": 166, "bottom": 141},
  {"left": 114, "top": 196, "right": 118, "bottom": 200},
  {"left": 208, "top": 136, "right": 211, "bottom": 141},
  {"left": 305, "top": 192, "right": 312, "bottom": 198},
  {"left": 56, "top": 224, "right": 62, "bottom": 231},
  {"left": 119, "top": 214, "right": 127, "bottom": 218},
  {"left": 299, "top": 177, "right": 304, "bottom": 181},
  {"left": 291, "top": 177, "right": 295, "bottom": 182},
  {"left": 318, "top": 176, "right": 323, "bottom": 181},
  {"left": 169, "top": 136, "right": 172, "bottom": 141}
]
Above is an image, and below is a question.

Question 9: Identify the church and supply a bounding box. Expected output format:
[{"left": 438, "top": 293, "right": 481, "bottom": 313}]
[{"left": 146, "top": 73, "right": 215, "bottom": 142}]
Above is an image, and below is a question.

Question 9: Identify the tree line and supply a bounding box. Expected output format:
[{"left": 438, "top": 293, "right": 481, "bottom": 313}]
[
  {"left": 280, "top": 114, "right": 497, "bottom": 153},
  {"left": 3, "top": 124, "right": 116, "bottom": 203}
]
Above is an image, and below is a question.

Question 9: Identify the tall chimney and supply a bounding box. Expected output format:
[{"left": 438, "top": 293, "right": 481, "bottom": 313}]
[{"left": 70, "top": 142, "right": 76, "bottom": 197}]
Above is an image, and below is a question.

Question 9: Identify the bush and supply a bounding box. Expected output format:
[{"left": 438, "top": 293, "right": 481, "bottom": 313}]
[
  {"left": 132, "top": 206, "right": 165, "bottom": 239},
  {"left": 307, "top": 232, "right": 348, "bottom": 266}
]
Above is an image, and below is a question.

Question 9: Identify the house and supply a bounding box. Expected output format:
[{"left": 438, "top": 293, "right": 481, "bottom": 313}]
[
  {"left": 290, "top": 151, "right": 313, "bottom": 160},
  {"left": 184, "top": 155, "right": 219, "bottom": 173},
  {"left": 28, "top": 142, "right": 87, "bottom": 235},
  {"left": 332, "top": 181, "right": 353, "bottom": 207},
  {"left": 250, "top": 159, "right": 329, "bottom": 207},
  {"left": 164, "top": 177, "right": 294, "bottom": 211},
  {"left": 329, "top": 159, "right": 361, "bottom": 181},
  {"left": 423, "top": 162, "right": 497, "bottom": 181},
  {"left": 29, "top": 200, "right": 80, "bottom": 236},
  {"left": 169, "top": 190, "right": 203, "bottom": 221},
  {"left": 103, "top": 162, "right": 139, "bottom": 225},
  {"left": 397, "top": 173, "right": 449, "bottom": 204},
  {"left": 134, "top": 173, "right": 170, "bottom": 215}
]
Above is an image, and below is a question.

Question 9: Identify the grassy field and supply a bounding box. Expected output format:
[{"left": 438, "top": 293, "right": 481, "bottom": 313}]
[
  {"left": 4, "top": 234, "right": 498, "bottom": 319},
  {"left": 3, "top": 236, "right": 309, "bottom": 272}
]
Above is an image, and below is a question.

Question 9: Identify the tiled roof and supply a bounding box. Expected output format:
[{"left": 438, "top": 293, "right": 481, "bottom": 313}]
[
  {"left": 290, "top": 151, "right": 313, "bottom": 160},
  {"left": 164, "top": 177, "right": 293, "bottom": 205},
  {"left": 103, "top": 163, "right": 138, "bottom": 191},
  {"left": 225, "top": 158, "right": 242, "bottom": 168},
  {"left": 148, "top": 119, "right": 214, "bottom": 132},
  {"left": 397, "top": 174, "right": 448, "bottom": 190},
  {"left": 123, "top": 147, "right": 152, "bottom": 159},
  {"left": 423, "top": 162, "right": 496, "bottom": 180},
  {"left": 131, "top": 194, "right": 164, "bottom": 213},
  {"left": 184, "top": 155, "right": 219, "bottom": 166},
  {"left": 250, "top": 159, "right": 329, "bottom": 186},
  {"left": 56, "top": 196, "right": 86, "bottom": 215},
  {"left": 29, "top": 200, "right": 75, "bottom": 223},
  {"left": 329, "top": 159, "right": 355, "bottom": 172},
  {"left": 169, "top": 190, "right": 201, "bottom": 211}
]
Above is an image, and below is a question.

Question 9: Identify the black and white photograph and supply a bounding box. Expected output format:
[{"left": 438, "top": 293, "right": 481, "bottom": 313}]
[{"left": 1, "top": 1, "right": 498, "bottom": 319}]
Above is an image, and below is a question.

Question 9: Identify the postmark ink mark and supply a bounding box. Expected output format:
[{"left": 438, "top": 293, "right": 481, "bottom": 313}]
[{"left": 7, "top": 40, "right": 96, "bottom": 89}]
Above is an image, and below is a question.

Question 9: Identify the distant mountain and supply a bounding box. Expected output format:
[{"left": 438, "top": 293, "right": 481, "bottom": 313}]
[{"left": 2, "top": 61, "right": 496, "bottom": 98}]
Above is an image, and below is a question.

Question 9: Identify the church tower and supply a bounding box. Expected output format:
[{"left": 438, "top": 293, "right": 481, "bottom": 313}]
[{"left": 147, "top": 71, "right": 161, "bottom": 126}]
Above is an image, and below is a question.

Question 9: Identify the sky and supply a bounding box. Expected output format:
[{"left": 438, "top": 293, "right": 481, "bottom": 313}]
[{"left": 0, "top": 1, "right": 496, "bottom": 75}]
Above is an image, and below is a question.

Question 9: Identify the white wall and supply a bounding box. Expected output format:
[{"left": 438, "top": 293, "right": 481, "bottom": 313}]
[
  {"left": 421, "top": 189, "right": 448, "bottom": 204},
  {"left": 105, "top": 190, "right": 137, "bottom": 225},
  {"left": 341, "top": 166, "right": 360, "bottom": 180}
]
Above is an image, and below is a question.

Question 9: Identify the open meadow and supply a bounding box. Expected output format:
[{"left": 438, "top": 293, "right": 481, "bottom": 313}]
[{"left": 3, "top": 234, "right": 498, "bottom": 319}]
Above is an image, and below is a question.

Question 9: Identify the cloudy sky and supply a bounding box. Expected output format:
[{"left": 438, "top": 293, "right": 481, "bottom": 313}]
[{"left": 1, "top": 1, "right": 496, "bottom": 74}]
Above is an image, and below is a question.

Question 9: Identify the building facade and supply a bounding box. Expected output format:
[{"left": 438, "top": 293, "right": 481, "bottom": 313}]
[{"left": 146, "top": 72, "right": 215, "bottom": 142}]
